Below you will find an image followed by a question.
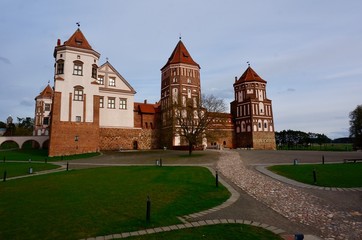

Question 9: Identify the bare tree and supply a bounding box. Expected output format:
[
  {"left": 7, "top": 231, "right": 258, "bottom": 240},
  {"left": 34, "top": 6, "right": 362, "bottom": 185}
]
[{"left": 173, "top": 94, "right": 227, "bottom": 155}]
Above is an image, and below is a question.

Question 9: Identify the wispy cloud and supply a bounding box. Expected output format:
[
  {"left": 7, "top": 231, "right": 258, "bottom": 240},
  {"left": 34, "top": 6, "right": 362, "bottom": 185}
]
[{"left": 0, "top": 56, "right": 11, "bottom": 65}]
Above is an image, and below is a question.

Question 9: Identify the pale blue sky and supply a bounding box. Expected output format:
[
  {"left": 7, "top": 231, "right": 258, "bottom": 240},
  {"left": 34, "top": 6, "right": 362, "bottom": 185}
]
[{"left": 0, "top": 0, "right": 361, "bottom": 139}]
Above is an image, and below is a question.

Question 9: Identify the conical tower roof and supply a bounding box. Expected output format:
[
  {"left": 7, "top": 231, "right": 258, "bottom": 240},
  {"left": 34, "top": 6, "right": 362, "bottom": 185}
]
[
  {"left": 235, "top": 66, "right": 266, "bottom": 84},
  {"left": 35, "top": 84, "right": 53, "bottom": 99},
  {"left": 161, "top": 40, "right": 200, "bottom": 70},
  {"left": 63, "top": 28, "right": 93, "bottom": 50}
]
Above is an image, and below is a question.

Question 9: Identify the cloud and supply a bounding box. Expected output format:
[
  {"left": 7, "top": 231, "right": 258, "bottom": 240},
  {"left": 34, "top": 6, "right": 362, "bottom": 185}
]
[
  {"left": 276, "top": 88, "right": 296, "bottom": 94},
  {"left": 0, "top": 56, "right": 11, "bottom": 64},
  {"left": 20, "top": 99, "right": 34, "bottom": 107}
]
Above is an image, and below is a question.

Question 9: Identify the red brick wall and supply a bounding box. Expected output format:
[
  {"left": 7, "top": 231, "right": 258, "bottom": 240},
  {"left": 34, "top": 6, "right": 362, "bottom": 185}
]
[
  {"left": 48, "top": 92, "right": 100, "bottom": 156},
  {"left": 99, "top": 127, "right": 159, "bottom": 150}
]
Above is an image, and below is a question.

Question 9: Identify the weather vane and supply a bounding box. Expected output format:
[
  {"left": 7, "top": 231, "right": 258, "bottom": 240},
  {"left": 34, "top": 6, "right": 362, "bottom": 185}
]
[
  {"left": 76, "top": 22, "right": 80, "bottom": 27},
  {"left": 179, "top": 33, "right": 182, "bottom": 40},
  {"left": 247, "top": 61, "right": 250, "bottom": 67}
]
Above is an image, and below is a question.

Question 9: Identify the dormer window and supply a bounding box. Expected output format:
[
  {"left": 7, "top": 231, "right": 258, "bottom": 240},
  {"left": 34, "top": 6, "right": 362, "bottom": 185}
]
[
  {"left": 73, "top": 60, "right": 83, "bottom": 76},
  {"left": 75, "top": 39, "right": 82, "bottom": 46}
]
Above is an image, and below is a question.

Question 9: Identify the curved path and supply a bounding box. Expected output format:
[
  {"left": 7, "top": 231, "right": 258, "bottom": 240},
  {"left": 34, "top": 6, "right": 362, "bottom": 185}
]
[{"left": 216, "top": 150, "right": 362, "bottom": 240}]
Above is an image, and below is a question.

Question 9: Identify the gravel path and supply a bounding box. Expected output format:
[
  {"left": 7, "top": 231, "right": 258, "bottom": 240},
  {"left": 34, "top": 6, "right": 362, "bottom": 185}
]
[{"left": 216, "top": 150, "right": 362, "bottom": 240}]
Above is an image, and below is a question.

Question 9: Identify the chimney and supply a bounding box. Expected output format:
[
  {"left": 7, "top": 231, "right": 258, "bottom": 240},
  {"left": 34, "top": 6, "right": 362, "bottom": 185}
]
[
  {"left": 235, "top": 76, "right": 238, "bottom": 82},
  {"left": 57, "top": 39, "right": 61, "bottom": 46},
  {"left": 144, "top": 99, "right": 147, "bottom": 104}
]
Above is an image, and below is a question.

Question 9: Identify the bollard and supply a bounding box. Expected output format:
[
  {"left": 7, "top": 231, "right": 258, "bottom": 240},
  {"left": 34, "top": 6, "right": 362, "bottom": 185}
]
[
  {"left": 29, "top": 167, "right": 33, "bottom": 174},
  {"left": 293, "top": 159, "right": 298, "bottom": 165},
  {"left": 146, "top": 196, "right": 151, "bottom": 223},
  {"left": 28, "top": 158, "right": 31, "bottom": 163},
  {"left": 322, "top": 155, "right": 325, "bottom": 165},
  {"left": 313, "top": 169, "right": 317, "bottom": 184},
  {"left": 66, "top": 162, "right": 69, "bottom": 171},
  {"left": 216, "top": 170, "right": 219, "bottom": 188},
  {"left": 3, "top": 170, "right": 6, "bottom": 182}
]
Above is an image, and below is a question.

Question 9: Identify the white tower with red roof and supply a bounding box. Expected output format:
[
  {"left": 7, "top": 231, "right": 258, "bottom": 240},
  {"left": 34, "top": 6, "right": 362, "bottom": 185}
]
[{"left": 231, "top": 66, "right": 276, "bottom": 149}]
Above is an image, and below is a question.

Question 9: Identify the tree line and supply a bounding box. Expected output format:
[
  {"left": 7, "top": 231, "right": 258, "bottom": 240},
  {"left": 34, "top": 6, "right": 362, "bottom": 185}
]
[{"left": 0, "top": 117, "right": 34, "bottom": 136}]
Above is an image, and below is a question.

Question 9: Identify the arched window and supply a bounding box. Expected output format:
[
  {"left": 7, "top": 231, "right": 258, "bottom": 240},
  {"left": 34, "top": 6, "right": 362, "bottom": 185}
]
[
  {"left": 56, "top": 59, "right": 64, "bottom": 74},
  {"left": 73, "top": 60, "right": 83, "bottom": 76},
  {"left": 92, "top": 64, "right": 98, "bottom": 79},
  {"left": 73, "top": 86, "right": 84, "bottom": 101}
]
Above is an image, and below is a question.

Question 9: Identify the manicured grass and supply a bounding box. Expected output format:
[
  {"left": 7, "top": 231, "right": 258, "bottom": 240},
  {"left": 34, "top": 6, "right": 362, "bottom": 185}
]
[
  {"left": 125, "top": 224, "right": 282, "bottom": 240},
  {"left": 0, "top": 162, "right": 60, "bottom": 178},
  {"left": 0, "top": 166, "right": 230, "bottom": 240},
  {"left": 268, "top": 163, "right": 362, "bottom": 187},
  {"left": 0, "top": 148, "right": 99, "bottom": 161}
]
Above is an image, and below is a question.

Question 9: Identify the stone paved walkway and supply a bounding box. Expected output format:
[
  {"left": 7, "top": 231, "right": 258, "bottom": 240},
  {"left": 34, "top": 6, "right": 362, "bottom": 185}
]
[{"left": 216, "top": 150, "right": 362, "bottom": 240}]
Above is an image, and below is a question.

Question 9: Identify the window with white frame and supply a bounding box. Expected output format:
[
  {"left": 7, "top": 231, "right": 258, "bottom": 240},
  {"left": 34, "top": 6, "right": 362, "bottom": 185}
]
[
  {"left": 108, "top": 97, "right": 115, "bottom": 109},
  {"left": 109, "top": 77, "right": 116, "bottom": 87},
  {"left": 99, "top": 97, "right": 104, "bottom": 108},
  {"left": 97, "top": 75, "right": 104, "bottom": 85},
  {"left": 73, "top": 86, "right": 84, "bottom": 101},
  {"left": 73, "top": 61, "right": 83, "bottom": 76},
  {"left": 44, "top": 104, "right": 51, "bottom": 111},
  {"left": 119, "top": 98, "right": 127, "bottom": 109}
]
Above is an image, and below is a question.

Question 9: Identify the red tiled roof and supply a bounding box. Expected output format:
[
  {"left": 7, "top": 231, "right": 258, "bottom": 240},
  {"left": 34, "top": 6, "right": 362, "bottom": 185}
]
[
  {"left": 134, "top": 102, "right": 160, "bottom": 114},
  {"left": 63, "top": 28, "right": 93, "bottom": 50},
  {"left": 235, "top": 66, "right": 266, "bottom": 84},
  {"left": 36, "top": 84, "right": 53, "bottom": 99},
  {"left": 161, "top": 40, "right": 200, "bottom": 70}
]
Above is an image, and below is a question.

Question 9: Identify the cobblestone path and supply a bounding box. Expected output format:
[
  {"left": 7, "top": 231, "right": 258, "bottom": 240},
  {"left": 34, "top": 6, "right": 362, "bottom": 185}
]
[{"left": 216, "top": 150, "right": 362, "bottom": 240}]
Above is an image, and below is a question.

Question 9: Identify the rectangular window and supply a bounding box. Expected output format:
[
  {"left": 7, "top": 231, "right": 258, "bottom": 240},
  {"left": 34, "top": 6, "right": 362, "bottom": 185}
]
[
  {"left": 109, "top": 77, "right": 116, "bottom": 86},
  {"left": 73, "top": 64, "right": 83, "bottom": 76},
  {"left": 74, "top": 88, "right": 83, "bottom": 101},
  {"left": 75, "top": 116, "right": 81, "bottom": 122},
  {"left": 43, "top": 117, "right": 49, "bottom": 125},
  {"left": 57, "top": 61, "right": 64, "bottom": 74},
  {"left": 44, "top": 104, "right": 51, "bottom": 111},
  {"left": 99, "top": 97, "right": 104, "bottom": 108},
  {"left": 119, "top": 98, "right": 127, "bottom": 109},
  {"left": 97, "top": 76, "right": 104, "bottom": 85},
  {"left": 92, "top": 66, "right": 97, "bottom": 79},
  {"left": 108, "top": 97, "right": 115, "bottom": 109}
]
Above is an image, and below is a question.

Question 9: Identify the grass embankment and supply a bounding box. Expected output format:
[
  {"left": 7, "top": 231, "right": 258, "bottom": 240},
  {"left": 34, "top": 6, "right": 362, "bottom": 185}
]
[
  {"left": 0, "top": 148, "right": 99, "bottom": 161},
  {"left": 0, "top": 162, "right": 59, "bottom": 178},
  {"left": 268, "top": 163, "right": 362, "bottom": 187},
  {"left": 0, "top": 166, "right": 230, "bottom": 240},
  {"left": 125, "top": 224, "right": 282, "bottom": 240}
]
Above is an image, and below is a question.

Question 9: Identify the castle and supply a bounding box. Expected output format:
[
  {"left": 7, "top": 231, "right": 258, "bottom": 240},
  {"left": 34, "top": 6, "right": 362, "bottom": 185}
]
[{"left": 34, "top": 28, "right": 276, "bottom": 156}]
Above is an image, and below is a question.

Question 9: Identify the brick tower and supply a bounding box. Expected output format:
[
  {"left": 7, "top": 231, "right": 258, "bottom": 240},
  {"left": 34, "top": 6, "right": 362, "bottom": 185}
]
[
  {"left": 160, "top": 39, "right": 201, "bottom": 148},
  {"left": 49, "top": 28, "right": 101, "bottom": 156},
  {"left": 231, "top": 65, "right": 276, "bottom": 149}
]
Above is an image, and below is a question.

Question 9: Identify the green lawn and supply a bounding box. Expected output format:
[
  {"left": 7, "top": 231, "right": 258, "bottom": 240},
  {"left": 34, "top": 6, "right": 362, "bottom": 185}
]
[
  {"left": 0, "top": 148, "right": 99, "bottom": 161},
  {"left": 268, "top": 163, "right": 362, "bottom": 187},
  {"left": 0, "top": 166, "right": 230, "bottom": 240},
  {"left": 124, "top": 224, "right": 282, "bottom": 240},
  {"left": 0, "top": 162, "right": 60, "bottom": 178}
]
